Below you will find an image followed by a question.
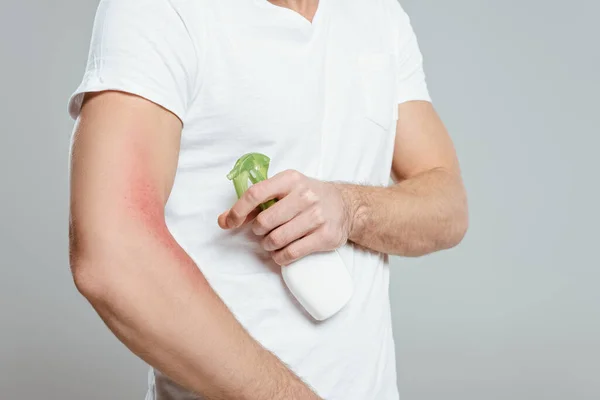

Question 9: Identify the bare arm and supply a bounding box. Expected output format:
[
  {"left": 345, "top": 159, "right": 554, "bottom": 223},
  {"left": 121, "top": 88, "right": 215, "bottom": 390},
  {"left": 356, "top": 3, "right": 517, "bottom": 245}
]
[
  {"left": 69, "top": 91, "right": 319, "bottom": 399},
  {"left": 344, "top": 101, "right": 468, "bottom": 256},
  {"left": 219, "top": 101, "right": 467, "bottom": 264}
]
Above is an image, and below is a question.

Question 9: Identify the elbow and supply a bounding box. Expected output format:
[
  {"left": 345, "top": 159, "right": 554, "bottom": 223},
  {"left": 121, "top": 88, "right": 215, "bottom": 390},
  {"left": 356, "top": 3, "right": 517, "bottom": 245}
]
[
  {"left": 397, "top": 181, "right": 469, "bottom": 257},
  {"left": 402, "top": 213, "right": 468, "bottom": 257},
  {"left": 441, "top": 196, "right": 469, "bottom": 250},
  {"left": 69, "top": 226, "right": 121, "bottom": 305},
  {"left": 70, "top": 251, "right": 113, "bottom": 305},
  {"left": 445, "top": 210, "right": 469, "bottom": 249},
  {"left": 418, "top": 193, "right": 468, "bottom": 255}
]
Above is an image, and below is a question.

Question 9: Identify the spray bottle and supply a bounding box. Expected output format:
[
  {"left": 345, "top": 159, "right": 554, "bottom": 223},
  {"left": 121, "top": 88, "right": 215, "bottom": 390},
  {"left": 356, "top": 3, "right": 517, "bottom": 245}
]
[{"left": 227, "top": 153, "right": 354, "bottom": 321}]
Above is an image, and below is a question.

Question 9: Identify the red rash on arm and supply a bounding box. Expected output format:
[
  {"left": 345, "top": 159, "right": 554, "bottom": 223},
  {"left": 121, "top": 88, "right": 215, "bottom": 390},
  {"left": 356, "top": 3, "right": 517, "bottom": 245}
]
[
  {"left": 118, "top": 134, "right": 166, "bottom": 222},
  {"left": 124, "top": 172, "right": 166, "bottom": 231},
  {"left": 117, "top": 134, "right": 195, "bottom": 270}
]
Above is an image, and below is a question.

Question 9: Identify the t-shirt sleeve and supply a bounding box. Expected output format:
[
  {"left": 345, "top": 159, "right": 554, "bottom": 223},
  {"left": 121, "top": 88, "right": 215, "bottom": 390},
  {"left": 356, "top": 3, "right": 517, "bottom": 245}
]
[
  {"left": 394, "top": 3, "right": 431, "bottom": 104},
  {"left": 68, "top": 0, "right": 198, "bottom": 122}
]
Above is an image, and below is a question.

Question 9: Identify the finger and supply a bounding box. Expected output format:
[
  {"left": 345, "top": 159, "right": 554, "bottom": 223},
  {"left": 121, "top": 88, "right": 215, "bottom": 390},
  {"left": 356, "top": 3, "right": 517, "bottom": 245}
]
[
  {"left": 271, "top": 230, "right": 326, "bottom": 266},
  {"left": 218, "top": 207, "right": 260, "bottom": 229},
  {"left": 225, "top": 170, "right": 302, "bottom": 228},
  {"left": 262, "top": 206, "right": 325, "bottom": 251},
  {"left": 252, "top": 186, "right": 319, "bottom": 236}
]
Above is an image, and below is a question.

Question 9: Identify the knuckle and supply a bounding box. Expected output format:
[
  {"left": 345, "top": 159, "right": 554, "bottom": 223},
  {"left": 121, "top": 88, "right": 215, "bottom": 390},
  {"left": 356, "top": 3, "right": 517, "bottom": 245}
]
[
  {"left": 245, "top": 185, "right": 261, "bottom": 203},
  {"left": 296, "top": 183, "right": 306, "bottom": 194},
  {"left": 311, "top": 207, "right": 325, "bottom": 225},
  {"left": 254, "top": 213, "right": 270, "bottom": 231},
  {"left": 285, "top": 246, "right": 300, "bottom": 262},
  {"left": 300, "top": 188, "right": 318, "bottom": 206},
  {"left": 269, "top": 231, "right": 286, "bottom": 248},
  {"left": 272, "top": 252, "right": 285, "bottom": 266},
  {"left": 286, "top": 169, "right": 303, "bottom": 182}
]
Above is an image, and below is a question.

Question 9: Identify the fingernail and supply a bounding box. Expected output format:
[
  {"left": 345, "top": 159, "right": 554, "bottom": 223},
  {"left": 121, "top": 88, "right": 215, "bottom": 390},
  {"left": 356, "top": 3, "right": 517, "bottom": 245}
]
[{"left": 226, "top": 217, "right": 235, "bottom": 229}]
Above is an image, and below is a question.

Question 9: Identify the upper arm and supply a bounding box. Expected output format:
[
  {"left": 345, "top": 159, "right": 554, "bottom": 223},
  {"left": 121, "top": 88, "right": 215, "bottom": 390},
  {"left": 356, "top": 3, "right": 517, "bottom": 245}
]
[
  {"left": 390, "top": 3, "right": 460, "bottom": 181},
  {"left": 69, "top": 91, "right": 183, "bottom": 259},
  {"left": 68, "top": 0, "right": 198, "bottom": 258},
  {"left": 391, "top": 101, "right": 460, "bottom": 181}
]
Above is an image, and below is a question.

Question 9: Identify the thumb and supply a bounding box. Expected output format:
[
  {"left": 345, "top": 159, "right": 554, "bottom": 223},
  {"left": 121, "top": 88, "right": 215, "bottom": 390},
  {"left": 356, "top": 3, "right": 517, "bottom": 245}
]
[{"left": 218, "top": 210, "right": 230, "bottom": 229}]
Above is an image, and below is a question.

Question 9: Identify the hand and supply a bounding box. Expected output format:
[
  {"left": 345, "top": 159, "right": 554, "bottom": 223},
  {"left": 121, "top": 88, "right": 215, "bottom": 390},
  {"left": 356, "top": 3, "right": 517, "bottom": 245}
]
[{"left": 218, "top": 170, "right": 353, "bottom": 266}]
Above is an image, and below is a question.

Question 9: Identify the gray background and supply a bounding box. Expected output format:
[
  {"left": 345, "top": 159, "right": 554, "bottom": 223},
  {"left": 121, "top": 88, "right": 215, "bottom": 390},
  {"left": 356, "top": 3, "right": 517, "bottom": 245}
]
[{"left": 1, "top": 0, "right": 598, "bottom": 399}]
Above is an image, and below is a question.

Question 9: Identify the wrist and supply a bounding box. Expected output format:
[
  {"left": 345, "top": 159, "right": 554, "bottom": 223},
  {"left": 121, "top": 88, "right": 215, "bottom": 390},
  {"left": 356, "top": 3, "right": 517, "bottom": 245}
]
[{"left": 335, "top": 183, "right": 367, "bottom": 244}]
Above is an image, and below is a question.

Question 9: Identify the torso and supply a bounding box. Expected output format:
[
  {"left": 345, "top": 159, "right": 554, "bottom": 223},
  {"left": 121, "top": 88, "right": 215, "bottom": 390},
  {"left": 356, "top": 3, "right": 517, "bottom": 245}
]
[{"left": 150, "top": 1, "right": 405, "bottom": 398}]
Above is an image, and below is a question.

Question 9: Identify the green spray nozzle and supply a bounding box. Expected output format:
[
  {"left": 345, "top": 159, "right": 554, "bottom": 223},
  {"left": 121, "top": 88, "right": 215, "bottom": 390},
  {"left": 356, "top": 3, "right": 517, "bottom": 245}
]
[{"left": 227, "top": 152, "right": 276, "bottom": 211}]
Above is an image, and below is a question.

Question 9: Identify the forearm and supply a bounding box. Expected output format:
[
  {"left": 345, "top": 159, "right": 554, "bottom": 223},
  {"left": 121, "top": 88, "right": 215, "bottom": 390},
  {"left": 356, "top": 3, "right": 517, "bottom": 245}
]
[
  {"left": 341, "top": 167, "right": 468, "bottom": 256},
  {"left": 68, "top": 91, "right": 318, "bottom": 399},
  {"left": 71, "top": 224, "right": 318, "bottom": 400}
]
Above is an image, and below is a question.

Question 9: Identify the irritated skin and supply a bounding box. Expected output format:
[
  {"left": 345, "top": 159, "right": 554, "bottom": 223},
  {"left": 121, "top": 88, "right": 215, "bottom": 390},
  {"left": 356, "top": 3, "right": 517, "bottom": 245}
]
[{"left": 69, "top": 91, "right": 321, "bottom": 400}]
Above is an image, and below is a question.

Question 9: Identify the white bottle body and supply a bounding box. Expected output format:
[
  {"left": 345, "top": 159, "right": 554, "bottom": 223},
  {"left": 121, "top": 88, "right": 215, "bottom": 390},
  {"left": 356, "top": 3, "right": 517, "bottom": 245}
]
[{"left": 281, "top": 250, "right": 354, "bottom": 321}]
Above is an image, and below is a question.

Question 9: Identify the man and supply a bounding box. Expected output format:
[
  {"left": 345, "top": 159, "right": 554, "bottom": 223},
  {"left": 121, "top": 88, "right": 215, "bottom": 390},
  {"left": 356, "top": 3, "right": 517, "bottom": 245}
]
[{"left": 68, "top": 0, "right": 468, "bottom": 399}]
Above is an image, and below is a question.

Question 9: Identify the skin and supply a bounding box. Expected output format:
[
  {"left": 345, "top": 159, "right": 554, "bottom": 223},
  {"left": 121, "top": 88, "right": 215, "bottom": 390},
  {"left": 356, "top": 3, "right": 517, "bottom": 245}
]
[
  {"left": 70, "top": 91, "right": 321, "bottom": 400},
  {"left": 269, "top": 0, "right": 320, "bottom": 22},
  {"left": 218, "top": 101, "right": 468, "bottom": 265}
]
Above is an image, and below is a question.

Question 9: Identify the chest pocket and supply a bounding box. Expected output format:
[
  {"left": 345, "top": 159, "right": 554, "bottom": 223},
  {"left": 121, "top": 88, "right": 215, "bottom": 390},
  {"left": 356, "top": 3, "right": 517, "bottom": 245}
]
[{"left": 358, "top": 53, "right": 397, "bottom": 131}]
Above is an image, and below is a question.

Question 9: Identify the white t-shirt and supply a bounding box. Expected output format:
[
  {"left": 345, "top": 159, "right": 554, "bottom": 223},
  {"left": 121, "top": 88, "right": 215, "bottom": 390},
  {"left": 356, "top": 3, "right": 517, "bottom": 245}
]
[{"left": 69, "top": 0, "right": 430, "bottom": 399}]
